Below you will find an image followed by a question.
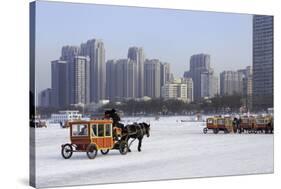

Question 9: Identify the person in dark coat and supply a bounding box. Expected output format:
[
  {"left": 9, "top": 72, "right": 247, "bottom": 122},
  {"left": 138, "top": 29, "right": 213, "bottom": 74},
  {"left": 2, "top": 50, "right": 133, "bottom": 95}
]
[{"left": 104, "top": 109, "right": 124, "bottom": 129}]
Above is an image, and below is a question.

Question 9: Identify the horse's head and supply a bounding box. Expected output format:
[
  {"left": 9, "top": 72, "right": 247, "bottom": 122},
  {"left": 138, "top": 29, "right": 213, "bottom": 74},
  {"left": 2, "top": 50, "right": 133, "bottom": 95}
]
[{"left": 142, "top": 122, "right": 150, "bottom": 137}]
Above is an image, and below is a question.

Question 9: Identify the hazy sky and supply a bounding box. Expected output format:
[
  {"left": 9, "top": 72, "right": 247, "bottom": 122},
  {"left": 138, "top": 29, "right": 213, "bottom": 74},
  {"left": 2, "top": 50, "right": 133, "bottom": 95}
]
[{"left": 35, "top": 1, "right": 252, "bottom": 94}]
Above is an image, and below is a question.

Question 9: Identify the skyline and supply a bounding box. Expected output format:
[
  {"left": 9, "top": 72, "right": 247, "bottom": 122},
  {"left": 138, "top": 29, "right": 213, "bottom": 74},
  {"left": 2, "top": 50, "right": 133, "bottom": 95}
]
[{"left": 35, "top": 1, "right": 252, "bottom": 94}]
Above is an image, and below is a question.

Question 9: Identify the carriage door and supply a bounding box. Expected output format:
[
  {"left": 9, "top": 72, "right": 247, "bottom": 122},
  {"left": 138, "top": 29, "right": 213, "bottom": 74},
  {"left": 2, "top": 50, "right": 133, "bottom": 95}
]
[
  {"left": 104, "top": 124, "right": 113, "bottom": 148},
  {"left": 95, "top": 124, "right": 105, "bottom": 148}
]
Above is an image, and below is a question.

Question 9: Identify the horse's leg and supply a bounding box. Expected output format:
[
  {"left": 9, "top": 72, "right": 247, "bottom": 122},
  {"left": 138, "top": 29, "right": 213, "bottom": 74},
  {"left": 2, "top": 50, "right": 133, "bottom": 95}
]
[
  {"left": 126, "top": 137, "right": 131, "bottom": 152},
  {"left": 137, "top": 137, "right": 143, "bottom": 152}
]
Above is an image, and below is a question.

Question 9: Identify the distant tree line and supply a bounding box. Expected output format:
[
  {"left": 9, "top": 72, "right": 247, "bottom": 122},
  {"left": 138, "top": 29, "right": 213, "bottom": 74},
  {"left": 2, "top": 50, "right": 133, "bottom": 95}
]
[
  {"left": 36, "top": 94, "right": 246, "bottom": 117},
  {"left": 100, "top": 94, "right": 244, "bottom": 116}
]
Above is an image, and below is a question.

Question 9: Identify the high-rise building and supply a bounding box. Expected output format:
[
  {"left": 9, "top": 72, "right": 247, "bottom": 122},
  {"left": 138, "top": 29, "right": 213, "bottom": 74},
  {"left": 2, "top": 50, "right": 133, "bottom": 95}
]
[
  {"left": 240, "top": 66, "right": 253, "bottom": 111},
  {"left": 253, "top": 15, "right": 273, "bottom": 110},
  {"left": 160, "top": 62, "right": 171, "bottom": 87},
  {"left": 184, "top": 54, "right": 217, "bottom": 100},
  {"left": 51, "top": 60, "right": 67, "bottom": 108},
  {"left": 220, "top": 66, "right": 253, "bottom": 110},
  {"left": 182, "top": 77, "right": 194, "bottom": 102},
  {"left": 220, "top": 71, "right": 240, "bottom": 96},
  {"left": 106, "top": 60, "right": 117, "bottom": 100},
  {"left": 38, "top": 88, "right": 52, "bottom": 108},
  {"left": 114, "top": 59, "right": 137, "bottom": 99},
  {"left": 144, "top": 59, "right": 161, "bottom": 98},
  {"left": 127, "top": 47, "right": 145, "bottom": 97},
  {"left": 80, "top": 39, "right": 106, "bottom": 103},
  {"left": 60, "top": 46, "right": 80, "bottom": 106},
  {"left": 201, "top": 71, "right": 218, "bottom": 98},
  {"left": 68, "top": 56, "right": 90, "bottom": 105},
  {"left": 61, "top": 46, "right": 79, "bottom": 61}
]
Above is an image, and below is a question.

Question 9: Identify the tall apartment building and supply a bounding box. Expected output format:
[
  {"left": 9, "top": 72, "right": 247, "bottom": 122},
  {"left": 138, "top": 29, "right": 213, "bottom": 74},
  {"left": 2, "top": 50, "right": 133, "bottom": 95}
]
[
  {"left": 253, "top": 15, "right": 273, "bottom": 110},
  {"left": 60, "top": 45, "right": 80, "bottom": 106},
  {"left": 105, "top": 60, "right": 117, "bottom": 100},
  {"left": 184, "top": 54, "right": 217, "bottom": 100},
  {"left": 144, "top": 59, "right": 161, "bottom": 98},
  {"left": 201, "top": 70, "right": 218, "bottom": 98},
  {"left": 106, "top": 59, "right": 137, "bottom": 100},
  {"left": 182, "top": 77, "right": 194, "bottom": 102},
  {"left": 220, "top": 71, "right": 240, "bottom": 96},
  {"left": 160, "top": 62, "right": 171, "bottom": 87},
  {"left": 68, "top": 56, "right": 90, "bottom": 105},
  {"left": 80, "top": 39, "right": 106, "bottom": 102},
  {"left": 127, "top": 47, "right": 145, "bottom": 97},
  {"left": 114, "top": 59, "right": 137, "bottom": 99},
  {"left": 51, "top": 60, "right": 67, "bottom": 108}
]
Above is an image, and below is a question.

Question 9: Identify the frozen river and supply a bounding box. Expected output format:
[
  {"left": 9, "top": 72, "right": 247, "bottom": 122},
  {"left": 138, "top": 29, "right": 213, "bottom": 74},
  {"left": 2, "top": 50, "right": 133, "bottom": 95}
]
[{"left": 34, "top": 116, "right": 273, "bottom": 188}]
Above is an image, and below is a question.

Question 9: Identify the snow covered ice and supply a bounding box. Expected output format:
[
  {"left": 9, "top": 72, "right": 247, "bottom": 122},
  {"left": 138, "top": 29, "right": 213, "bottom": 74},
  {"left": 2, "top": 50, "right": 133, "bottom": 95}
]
[{"left": 34, "top": 116, "right": 273, "bottom": 188}]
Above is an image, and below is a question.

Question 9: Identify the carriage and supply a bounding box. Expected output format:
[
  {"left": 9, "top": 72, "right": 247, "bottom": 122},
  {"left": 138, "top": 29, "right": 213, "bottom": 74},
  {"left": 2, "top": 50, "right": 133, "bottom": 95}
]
[
  {"left": 61, "top": 119, "right": 129, "bottom": 159},
  {"left": 203, "top": 117, "right": 235, "bottom": 134},
  {"left": 253, "top": 115, "right": 273, "bottom": 134},
  {"left": 238, "top": 116, "right": 255, "bottom": 133},
  {"left": 35, "top": 120, "right": 47, "bottom": 128}
]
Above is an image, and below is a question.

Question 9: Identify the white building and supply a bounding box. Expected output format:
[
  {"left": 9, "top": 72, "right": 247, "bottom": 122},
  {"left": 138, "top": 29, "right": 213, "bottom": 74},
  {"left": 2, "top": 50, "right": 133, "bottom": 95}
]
[
  {"left": 68, "top": 56, "right": 90, "bottom": 105},
  {"left": 161, "top": 78, "right": 193, "bottom": 103},
  {"left": 51, "top": 110, "right": 82, "bottom": 123}
]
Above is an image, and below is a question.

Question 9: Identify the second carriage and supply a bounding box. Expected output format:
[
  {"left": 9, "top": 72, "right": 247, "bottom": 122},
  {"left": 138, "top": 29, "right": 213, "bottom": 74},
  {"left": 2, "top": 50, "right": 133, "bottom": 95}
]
[{"left": 203, "top": 116, "right": 237, "bottom": 134}]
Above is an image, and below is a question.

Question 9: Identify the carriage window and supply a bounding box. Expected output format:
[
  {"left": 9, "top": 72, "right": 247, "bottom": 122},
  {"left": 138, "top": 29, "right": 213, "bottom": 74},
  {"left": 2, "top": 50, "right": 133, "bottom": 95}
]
[
  {"left": 91, "top": 124, "right": 97, "bottom": 136},
  {"left": 105, "top": 124, "right": 112, "bottom": 137},
  {"left": 207, "top": 119, "right": 213, "bottom": 124},
  {"left": 242, "top": 119, "right": 249, "bottom": 124},
  {"left": 72, "top": 124, "right": 88, "bottom": 136},
  {"left": 97, "top": 124, "right": 104, "bottom": 137},
  {"left": 256, "top": 119, "right": 264, "bottom": 124},
  {"left": 218, "top": 119, "right": 225, "bottom": 125}
]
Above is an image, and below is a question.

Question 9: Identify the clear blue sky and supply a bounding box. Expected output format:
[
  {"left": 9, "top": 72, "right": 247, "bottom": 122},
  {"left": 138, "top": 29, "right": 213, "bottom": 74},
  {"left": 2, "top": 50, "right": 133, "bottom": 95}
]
[{"left": 35, "top": 1, "right": 252, "bottom": 94}]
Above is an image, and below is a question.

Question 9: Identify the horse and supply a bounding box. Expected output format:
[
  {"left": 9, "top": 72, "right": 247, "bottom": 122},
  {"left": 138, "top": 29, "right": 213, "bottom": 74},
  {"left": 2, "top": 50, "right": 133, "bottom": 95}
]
[{"left": 122, "top": 122, "right": 150, "bottom": 152}]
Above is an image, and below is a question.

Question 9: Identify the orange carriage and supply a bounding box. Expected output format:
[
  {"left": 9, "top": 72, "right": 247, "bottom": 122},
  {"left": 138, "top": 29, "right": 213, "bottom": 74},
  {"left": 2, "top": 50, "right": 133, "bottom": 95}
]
[
  {"left": 203, "top": 117, "right": 235, "bottom": 134},
  {"left": 61, "top": 119, "right": 129, "bottom": 159}
]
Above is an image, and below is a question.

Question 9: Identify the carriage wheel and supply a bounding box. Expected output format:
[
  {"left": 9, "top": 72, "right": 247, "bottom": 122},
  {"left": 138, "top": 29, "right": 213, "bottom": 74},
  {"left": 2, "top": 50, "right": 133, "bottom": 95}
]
[
  {"left": 100, "top": 149, "right": 109, "bottom": 155},
  {"left": 86, "top": 144, "right": 98, "bottom": 159},
  {"left": 203, "top": 128, "right": 208, "bottom": 134},
  {"left": 61, "top": 144, "right": 73, "bottom": 159},
  {"left": 119, "top": 141, "right": 128, "bottom": 155},
  {"left": 213, "top": 129, "right": 219, "bottom": 134}
]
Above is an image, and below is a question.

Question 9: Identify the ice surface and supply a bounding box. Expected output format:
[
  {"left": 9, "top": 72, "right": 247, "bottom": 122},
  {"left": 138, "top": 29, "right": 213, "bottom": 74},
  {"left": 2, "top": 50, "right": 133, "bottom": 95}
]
[{"left": 34, "top": 116, "right": 273, "bottom": 188}]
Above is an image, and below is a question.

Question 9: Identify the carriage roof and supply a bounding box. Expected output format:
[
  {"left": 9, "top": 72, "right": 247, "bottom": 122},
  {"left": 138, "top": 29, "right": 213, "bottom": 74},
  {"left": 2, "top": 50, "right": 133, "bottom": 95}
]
[{"left": 69, "top": 119, "right": 113, "bottom": 126}]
